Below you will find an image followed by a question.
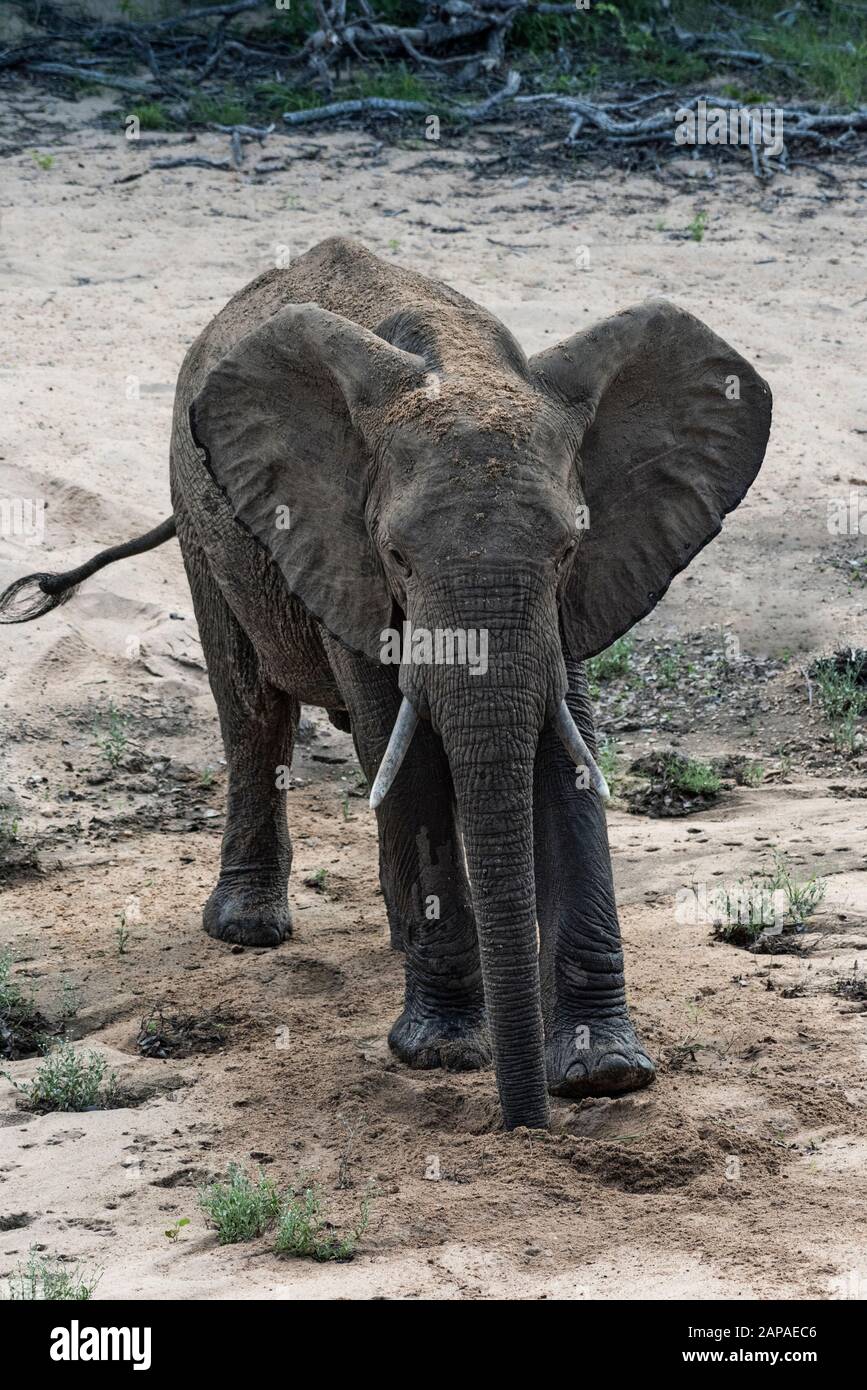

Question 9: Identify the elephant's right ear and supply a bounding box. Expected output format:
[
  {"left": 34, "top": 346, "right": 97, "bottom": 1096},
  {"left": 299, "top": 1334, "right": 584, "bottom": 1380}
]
[{"left": 189, "top": 303, "right": 425, "bottom": 660}]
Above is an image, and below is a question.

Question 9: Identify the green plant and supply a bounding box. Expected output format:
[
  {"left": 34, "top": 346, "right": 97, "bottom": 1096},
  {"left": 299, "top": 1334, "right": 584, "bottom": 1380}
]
[
  {"left": 95, "top": 701, "right": 129, "bottom": 771},
  {"left": 129, "top": 102, "right": 174, "bottom": 130},
  {"left": 653, "top": 642, "right": 689, "bottom": 687},
  {"left": 711, "top": 877, "right": 780, "bottom": 945},
  {"left": 116, "top": 919, "right": 131, "bottom": 955},
  {"left": 665, "top": 756, "right": 721, "bottom": 797},
  {"left": 0, "top": 951, "right": 51, "bottom": 1058},
  {"left": 811, "top": 649, "right": 867, "bottom": 752},
  {"left": 348, "top": 65, "right": 432, "bottom": 104},
  {"left": 711, "top": 851, "right": 826, "bottom": 946},
  {"left": 198, "top": 1164, "right": 282, "bottom": 1244},
  {"left": 0, "top": 812, "right": 20, "bottom": 846},
  {"left": 304, "top": 868, "right": 329, "bottom": 892},
  {"left": 4, "top": 1250, "right": 101, "bottom": 1301},
  {"left": 250, "top": 80, "right": 321, "bottom": 117},
  {"left": 3, "top": 1043, "right": 118, "bottom": 1113},
  {"left": 586, "top": 636, "right": 633, "bottom": 685},
  {"left": 740, "top": 761, "right": 765, "bottom": 787},
  {"left": 274, "top": 1183, "right": 370, "bottom": 1262},
  {"left": 771, "top": 852, "right": 826, "bottom": 927},
  {"left": 596, "top": 736, "right": 619, "bottom": 792},
  {"left": 55, "top": 978, "right": 81, "bottom": 1023},
  {"left": 30, "top": 151, "right": 53, "bottom": 171},
  {"left": 164, "top": 1217, "right": 190, "bottom": 1243},
  {"left": 687, "top": 211, "right": 708, "bottom": 243},
  {"left": 188, "top": 92, "right": 252, "bottom": 127}
]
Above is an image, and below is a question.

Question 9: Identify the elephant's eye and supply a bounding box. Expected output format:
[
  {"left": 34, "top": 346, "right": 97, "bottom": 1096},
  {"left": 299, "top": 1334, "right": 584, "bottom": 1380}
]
[
  {"left": 556, "top": 540, "right": 577, "bottom": 572},
  {"left": 388, "top": 547, "right": 412, "bottom": 579}
]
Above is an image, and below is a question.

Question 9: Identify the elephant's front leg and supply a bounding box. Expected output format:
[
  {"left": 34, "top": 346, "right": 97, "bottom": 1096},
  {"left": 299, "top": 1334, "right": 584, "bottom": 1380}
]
[
  {"left": 323, "top": 641, "right": 489, "bottom": 1071},
  {"left": 534, "top": 657, "right": 655, "bottom": 1098}
]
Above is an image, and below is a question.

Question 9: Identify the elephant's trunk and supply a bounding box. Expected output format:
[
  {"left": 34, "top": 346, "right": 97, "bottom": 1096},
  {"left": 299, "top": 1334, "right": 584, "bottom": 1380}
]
[
  {"left": 444, "top": 720, "right": 548, "bottom": 1128},
  {"left": 398, "top": 564, "right": 565, "bottom": 1130}
]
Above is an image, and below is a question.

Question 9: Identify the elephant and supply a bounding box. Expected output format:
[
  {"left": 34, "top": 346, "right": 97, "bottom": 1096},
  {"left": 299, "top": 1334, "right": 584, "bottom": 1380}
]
[{"left": 0, "top": 237, "right": 772, "bottom": 1130}]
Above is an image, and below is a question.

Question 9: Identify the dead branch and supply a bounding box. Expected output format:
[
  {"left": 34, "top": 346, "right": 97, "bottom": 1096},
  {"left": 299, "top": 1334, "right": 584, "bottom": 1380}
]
[
  {"left": 27, "top": 62, "right": 157, "bottom": 94},
  {"left": 283, "top": 96, "right": 429, "bottom": 126},
  {"left": 151, "top": 156, "right": 234, "bottom": 171},
  {"left": 282, "top": 69, "right": 520, "bottom": 126}
]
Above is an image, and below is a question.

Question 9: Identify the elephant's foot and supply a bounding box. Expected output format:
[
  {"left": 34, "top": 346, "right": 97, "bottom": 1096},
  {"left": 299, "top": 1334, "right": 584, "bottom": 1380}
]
[
  {"left": 389, "top": 1001, "right": 491, "bottom": 1072},
  {"left": 546, "top": 1017, "right": 655, "bottom": 1099},
  {"left": 203, "top": 874, "right": 292, "bottom": 947}
]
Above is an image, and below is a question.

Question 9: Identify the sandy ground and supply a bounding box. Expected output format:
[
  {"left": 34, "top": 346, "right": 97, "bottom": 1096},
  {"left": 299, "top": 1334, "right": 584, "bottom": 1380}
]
[{"left": 1, "top": 89, "right": 867, "bottom": 1300}]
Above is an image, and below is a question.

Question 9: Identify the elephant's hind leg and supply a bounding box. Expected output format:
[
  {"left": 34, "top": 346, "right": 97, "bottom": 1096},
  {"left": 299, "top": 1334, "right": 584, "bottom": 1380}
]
[
  {"left": 182, "top": 529, "right": 297, "bottom": 947},
  {"left": 534, "top": 658, "right": 655, "bottom": 1098}
]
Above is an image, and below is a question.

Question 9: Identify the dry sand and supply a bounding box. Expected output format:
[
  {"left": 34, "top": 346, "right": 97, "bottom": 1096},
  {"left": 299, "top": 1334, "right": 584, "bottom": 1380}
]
[{"left": 1, "top": 89, "right": 866, "bottom": 1299}]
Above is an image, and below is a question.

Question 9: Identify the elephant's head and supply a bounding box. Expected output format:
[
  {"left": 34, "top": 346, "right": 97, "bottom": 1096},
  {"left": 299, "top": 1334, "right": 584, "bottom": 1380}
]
[{"left": 189, "top": 295, "right": 771, "bottom": 1129}]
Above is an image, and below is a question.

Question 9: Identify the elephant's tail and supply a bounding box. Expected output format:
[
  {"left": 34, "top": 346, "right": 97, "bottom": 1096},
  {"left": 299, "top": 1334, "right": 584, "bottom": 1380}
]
[{"left": 0, "top": 515, "right": 177, "bottom": 624}]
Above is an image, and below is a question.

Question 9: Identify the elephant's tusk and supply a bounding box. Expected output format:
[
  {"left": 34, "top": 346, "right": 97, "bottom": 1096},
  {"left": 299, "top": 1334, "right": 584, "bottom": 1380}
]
[
  {"left": 369, "top": 698, "right": 419, "bottom": 810},
  {"left": 554, "top": 700, "right": 611, "bottom": 801}
]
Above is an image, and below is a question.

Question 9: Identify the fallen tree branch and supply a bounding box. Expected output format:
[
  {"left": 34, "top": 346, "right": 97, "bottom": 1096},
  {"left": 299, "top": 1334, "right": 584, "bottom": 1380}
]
[
  {"left": 27, "top": 62, "right": 157, "bottom": 94},
  {"left": 283, "top": 69, "right": 521, "bottom": 126},
  {"left": 146, "top": 1, "right": 263, "bottom": 31},
  {"left": 283, "top": 96, "right": 429, "bottom": 125},
  {"left": 151, "top": 155, "right": 234, "bottom": 170}
]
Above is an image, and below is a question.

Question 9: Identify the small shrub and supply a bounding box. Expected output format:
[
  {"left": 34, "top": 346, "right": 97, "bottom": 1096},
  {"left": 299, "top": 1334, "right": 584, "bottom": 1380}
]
[
  {"left": 740, "top": 761, "right": 765, "bottom": 787},
  {"left": 4, "top": 1250, "right": 101, "bottom": 1301},
  {"left": 711, "top": 852, "right": 826, "bottom": 947},
  {"left": 711, "top": 878, "right": 781, "bottom": 946},
  {"left": 0, "top": 952, "right": 51, "bottom": 1059},
  {"left": 0, "top": 811, "right": 20, "bottom": 846},
  {"left": 3, "top": 1043, "right": 118, "bottom": 1112},
  {"left": 832, "top": 963, "right": 867, "bottom": 1006},
  {"left": 671, "top": 757, "right": 721, "bottom": 797},
  {"left": 198, "top": 1165, "right": 282, "bottom": 1244},
  {"left": 811, "top": 648, "right": 867, "bottom": 752},
  {"left": 627, "top": 750, "right": 721, "bottom": 817},
  {"left": 687, "top": 211, "right": 708, "bottom": 242},
  {"left": 274, "top": 1184, "right": 369, "bottom": 1263},
  {"left": 95, "top": 702, "right": 129, "bottom": 771},
  {"left": 198, "top": 1165, "right": 371, "bottom": 1260}
]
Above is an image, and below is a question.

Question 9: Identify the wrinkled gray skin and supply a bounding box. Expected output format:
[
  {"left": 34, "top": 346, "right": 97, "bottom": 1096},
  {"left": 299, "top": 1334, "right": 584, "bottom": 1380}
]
[{"left": 165, "top": 237, "right": 771, "bottom": 1131}]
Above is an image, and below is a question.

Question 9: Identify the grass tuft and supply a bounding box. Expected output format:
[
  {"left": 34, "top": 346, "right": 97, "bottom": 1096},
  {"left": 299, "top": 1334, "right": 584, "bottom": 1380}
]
[{"left": 4, "top": 1249, "right": 101, "bottom": 1301}]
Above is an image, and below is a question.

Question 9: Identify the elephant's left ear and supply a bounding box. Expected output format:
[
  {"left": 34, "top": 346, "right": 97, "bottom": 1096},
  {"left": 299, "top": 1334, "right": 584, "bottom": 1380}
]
[{"left": 530, "top": 299, "right": 772, "bottom": 660}]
